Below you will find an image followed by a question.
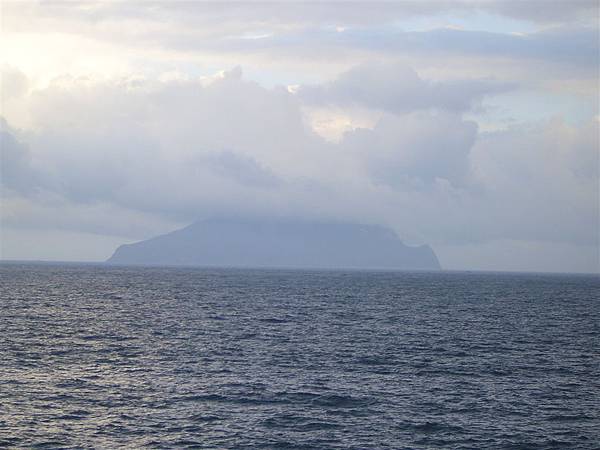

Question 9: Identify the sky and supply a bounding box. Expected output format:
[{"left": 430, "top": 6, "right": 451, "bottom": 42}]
[{"left": 0, "top": 0, "right": 598, "bottom": 273}]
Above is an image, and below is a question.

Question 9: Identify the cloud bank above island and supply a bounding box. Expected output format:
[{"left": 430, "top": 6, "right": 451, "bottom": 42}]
[{"left": 1, "top": 1, "right": 598, "bottom": 272}]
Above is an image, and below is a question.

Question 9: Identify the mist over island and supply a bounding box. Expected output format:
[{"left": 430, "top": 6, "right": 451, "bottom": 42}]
[
  {"left": 107, "top": 218, "right": 441, "bottom": 270},
  {"left": 2, "top": 2, "right": 599, "bottom": 449}
]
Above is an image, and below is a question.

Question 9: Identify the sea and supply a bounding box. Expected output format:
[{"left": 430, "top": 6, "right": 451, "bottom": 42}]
[{"left": 1, "top": 262, "right": 599, "bottom": 449}]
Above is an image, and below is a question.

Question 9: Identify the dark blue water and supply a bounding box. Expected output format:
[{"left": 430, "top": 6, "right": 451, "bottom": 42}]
[{"left": 1, "top": 263, "right": 599, "bottom": 449}]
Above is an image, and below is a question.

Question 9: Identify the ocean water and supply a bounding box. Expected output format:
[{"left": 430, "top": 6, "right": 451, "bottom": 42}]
[{"left": 1, "top": 263, "right": 599, "bottom": 449}]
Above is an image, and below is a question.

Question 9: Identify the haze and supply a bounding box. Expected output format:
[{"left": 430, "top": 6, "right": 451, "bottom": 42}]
[{"left": 1, "top": 1, "right": 598, "bottom": 273}]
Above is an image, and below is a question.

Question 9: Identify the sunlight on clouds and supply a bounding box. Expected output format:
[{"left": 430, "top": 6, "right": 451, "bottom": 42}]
[
  {"left": 302, "top": 106, "right": 379, "bottom": 142},
  {"left": 0, "top": 32, "right": 133, "bottom": 88},
  {"left": 237, "top": 32, "right": 274, "bottom": 40},
  {"left": 0, "top": 1, "right": 598, "bottom": 271}
]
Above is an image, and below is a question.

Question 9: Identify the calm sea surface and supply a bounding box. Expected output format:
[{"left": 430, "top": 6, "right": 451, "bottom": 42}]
[{"left": 1, "top": 263, "right": 599, "bottom": 449}]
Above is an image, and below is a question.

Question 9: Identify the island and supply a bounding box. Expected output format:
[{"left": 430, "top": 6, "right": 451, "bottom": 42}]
[{"left": 106, "top": 218, "right": 441, "bottom": 270}]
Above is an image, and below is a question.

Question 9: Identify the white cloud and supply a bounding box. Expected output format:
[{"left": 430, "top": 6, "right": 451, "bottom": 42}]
[
  {"left": 298, "top": 61, "right": 515, "bottom": 113},
  {"left": 1, "top": 65, "right": 597, "bottom": 272},
  {"left": 1, "top": 2, "right": 598, "bottom": 272},
  {"left": 343, "top": 111, "right": 478, "bottom": 186}
]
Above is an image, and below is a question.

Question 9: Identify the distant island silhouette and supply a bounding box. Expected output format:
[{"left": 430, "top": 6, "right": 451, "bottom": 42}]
[{"left": 106, "top": 218, "right": 441, "bottom": 270}]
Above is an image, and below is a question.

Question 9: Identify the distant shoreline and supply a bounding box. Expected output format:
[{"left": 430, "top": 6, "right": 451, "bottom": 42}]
[{"left": 1, "top": 259, "right": 598, "bottom": 277}]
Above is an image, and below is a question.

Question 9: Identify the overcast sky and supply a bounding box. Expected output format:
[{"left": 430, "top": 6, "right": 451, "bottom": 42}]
[{"left": 1, "top": 0, "right": 598, "bottom": 273}]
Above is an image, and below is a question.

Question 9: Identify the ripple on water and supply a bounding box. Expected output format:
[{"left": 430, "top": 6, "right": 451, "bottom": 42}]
[{"left": 1, "top": 264, "right": 599, "bottom": 448}]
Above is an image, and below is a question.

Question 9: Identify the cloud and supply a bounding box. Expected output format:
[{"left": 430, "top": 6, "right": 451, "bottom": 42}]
[
  {"left": 297, "top": 61, "right": 515, "bottom": 113},
  {"left": 1, "top": 121, "right": 31, "bottom": 192},
  {"left": 1, "top": 65, "right": 597, "bottom": 266},
  {"left": 344, "top": 111, "right": 478, "bottom": 187},
  {"left": 9, "top": 1, "right": 595, "bottom": 31},
  {"left": 485, "top": 0, "right": 598, "bottom": 24},
  {"left": 1, "top": 2, "right": 597, "bottom": 272},
  {"left": 0, "top": 65, "right": 28, "bottom": 101},
  {"left": 264, "top": 25, "right": 598, "bottom": 78},
  {"left": 0, "top": 118, "right": 48, "bottom": 195},
  {"left": 402, "top": 26, "right": 600, "bottom": 69},
  {"left": 200, "top": 151, "right": 283, "bottom": 189},
  {"left": 468, "top": 118, "right": 599, "bottom": 245},
  {"left": 2, "top": 69, "right": 326, "bottom": 223},
  {"left": 3, "top": 1, "right": 597, "bottom": 87}
]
